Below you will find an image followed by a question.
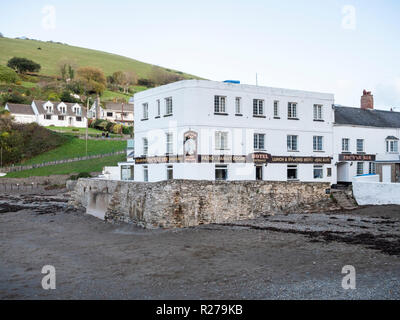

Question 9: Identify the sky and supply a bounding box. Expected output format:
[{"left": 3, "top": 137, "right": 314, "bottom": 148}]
[{"left": 1, "top": 0, "right": 400, "bottom": 109}]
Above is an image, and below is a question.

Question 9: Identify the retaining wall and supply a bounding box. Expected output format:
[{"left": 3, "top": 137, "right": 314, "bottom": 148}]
[{"left": 70, "top": 179, "right": 333, "bottom": 229}]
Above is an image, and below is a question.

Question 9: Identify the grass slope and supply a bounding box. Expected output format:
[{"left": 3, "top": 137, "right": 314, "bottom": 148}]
[
  {"left": 4, "top": 154, "right": 125, "bottom": 178},
  {"left": 19, "top": 137, "right": 126, "bottom": 165},
  {"left": 0, "top": 37, "right": 199, "bottom": 78}
]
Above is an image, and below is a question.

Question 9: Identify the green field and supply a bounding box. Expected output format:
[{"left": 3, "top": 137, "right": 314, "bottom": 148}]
[
  {"left": 101, "top": 90, "right": 131, "bottom": 103},
  {"left": 19, "top": 137, "right": 126, "bottom": 165},
  {"left": 0, "top": 37, "right": 199, "bottom": 79},
  {"left": 3, "top": 153, "right": 125, "bottom": 178},
  {"left": 45, "top": 126, "right": 122, "bottom": 137}
]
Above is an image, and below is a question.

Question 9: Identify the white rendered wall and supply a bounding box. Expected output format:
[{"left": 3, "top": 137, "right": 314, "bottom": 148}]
[
  {"left": 133, "top": 80, "right": 335, "bottom": 183},
  {"left": 333, "top": 125, "right": 400, "bottom": 182},
  {"left": 353, "top": 181, "right": 400, "bottom": 205}
]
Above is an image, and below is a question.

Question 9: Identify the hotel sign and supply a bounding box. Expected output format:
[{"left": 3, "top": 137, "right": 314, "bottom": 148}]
[
  {"left": 135, "top": 153, "right": 332, "bottom": 164},
  {"left": 339, "top": 154, "right": 376, "bottom": 161},
  {"left": 271, "top": 156, "right": 332, "bottom": 164}
]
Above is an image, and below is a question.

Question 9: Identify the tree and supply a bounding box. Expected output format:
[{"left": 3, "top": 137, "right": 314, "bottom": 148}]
[
  {"left": 76, "top": 66, "right": 106, "bottom": 95},
  {"left": 7, "top": 57, "right": 41, "bottom": 74},
  {"left": 150, "top": 66, "right": 183, "bottom": 86},
  {"left": 58, "top": 59, "right": 76, "bottom": 81}
]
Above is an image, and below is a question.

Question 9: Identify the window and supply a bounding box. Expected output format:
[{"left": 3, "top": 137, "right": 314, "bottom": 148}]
[
  {"left": 74, "top": 107, "right": 81, "bottom": 116},
  {"left": 254, "top": 133, "right": 265, "bottom": 151},
  {"left": 214, "top": 96, "right": 226, "bottom": 114},
  {"left": 156, "top": 100, "right": 161, "bottom": 117},
  {"left": 327, "top": 167, "right": 332, "bottom": 177},
  {"left": 143, "top": 166, "right": 148, "bottom": 182},
  {"left": 143, "top": 138, "right": 148, "bottom": 156},
  {"left": 288, "top": 102, "right": 297, "bottom": 119},
  {"left": 313, "top": 136, "right": 324, "bottom": 151},
  {"left": 274, "top": 101, "right": 279, "bottom": 118},
  {"left": 142, "top": 103, "right": 148, "bottom": 120},
  {"left": 255, "top": 166, "right": 263, "bottom": 181},
  {"left": 369, "top": 162, "right": 376, "bottom": 174},
  {"left": 76, "top": 117, "right": 82, "bottom": 122},
  {"left": 167, "top": 165, "right": 173, "bottom": 180},
  {"left": 215, "top": 131, "right": 228, "bottom": 150},
  {"left": 314, "top": 165, "right": 323, "bottom": 179},
  {"left": 313, "top": 104, "right": 323, "bottom": 120},
  {"left": 287, "top": 165, "right": 298, "bottom": 180},
  {"left": 287, "top": 135, "right": 298, "bottom": 151},
  {"left": 45, "top": 106, "right": 53, "bottom": 113},
  {"left": 59, "top": 106, "right": 66, "bottom": 114},
  {"left": 58, "top": 115, "right": 65, "bottom": 121},
  {"left": 357, "top": 162, "right": 364, "bottom": 175},
  {"left": 253, "top": 99, "right": 264, "bottom": 116},
  {"left": 165, "top": 97, "right": 173, "bottom": 115},
  {"left": 235, "top": 97, "right": 242, "bottom": 115},
  {"left": 166, "top": 133, "right": 173, "bottom": 155},
  {"left": 215, "top": 165, "right": 228, "bottom": 181},
  {"left": 107, "top": 112, "right": 113, "bottom": 117},
  {"left": 342, "top": 138, "right": 350, "bottom": 152},
  {"left": 121, "top": 165, "right": 134, "bottom": 181},
  {"left": 386, "top": 139, "right": 399, "bottom": 153},
  {"left": 44, "top": 115, "right": 51, "bottom": 120},
  {"left": 357, "top": 139, "right": 364, "bottom": 153}
]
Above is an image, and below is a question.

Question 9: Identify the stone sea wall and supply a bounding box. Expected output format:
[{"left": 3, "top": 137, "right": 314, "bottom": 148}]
[{"left": 70, "top": 179, "right": 333, "bottom": 229}]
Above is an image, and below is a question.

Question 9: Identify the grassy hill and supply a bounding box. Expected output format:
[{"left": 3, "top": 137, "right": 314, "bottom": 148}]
[
  {"left": 0, "top": 37, "right": 199, "bottom": 79},
  {"left": 18, "top": 137, "right": 126, "bottom": 165},
  {"left": 4, "top": 153, "right": 125, "bottom": 178}
]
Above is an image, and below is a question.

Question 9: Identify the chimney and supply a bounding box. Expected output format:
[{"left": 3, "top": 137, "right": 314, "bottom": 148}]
[
  {"left": 95, "top": 95, "right": 101, "bottom": 119},
  {"left": 361, "top": 89, "right": 374, "bottom": 110}
]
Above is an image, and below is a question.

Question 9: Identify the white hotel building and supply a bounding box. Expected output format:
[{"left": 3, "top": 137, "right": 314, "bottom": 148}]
[{"left": 132, "top": 80, "right": 336, "bottom": 183}]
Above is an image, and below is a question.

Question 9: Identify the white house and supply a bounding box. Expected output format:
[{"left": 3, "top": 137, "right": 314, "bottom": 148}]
[
  {"left": 32, "top": 100, "right": 87, "bottom": 128},
  {"left": 4, "top": 103, "right": 37, "bottom": 123},
  {"left": 89, "top": 101, "right": 134, "bottom": 126},
  {"left": 333, "top": 91, "right": 400, "bottom": 184},
  {"left": 5, "top": 100, "right": 87, "bottom": 128},
  {"left": 132, "top": 80, "right": 336, "bottom": 183}
]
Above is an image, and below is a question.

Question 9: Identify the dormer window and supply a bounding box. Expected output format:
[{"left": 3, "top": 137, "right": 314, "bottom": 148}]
[
  {"left": 386, "top": 137, "right": 399, "bottom": 153},
  {"left": 59, "top": 105, "right": 66, "bottom": 114},
  {"left": 45, "top": 106, "right": 53, "bottom": 114},
  {"left": 73, "top": 106, "right": 81, "bottom": 116}
]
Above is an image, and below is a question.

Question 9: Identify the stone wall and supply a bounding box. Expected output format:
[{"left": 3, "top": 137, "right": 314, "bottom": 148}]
[{"left": 70, "top": 179, "right": 333, "bottom": 229}]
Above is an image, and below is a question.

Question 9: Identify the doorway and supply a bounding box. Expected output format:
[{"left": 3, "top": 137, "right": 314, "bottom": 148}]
[
  {"left": 255, "top": 166, "right": 263, "bottom": 181},
  {"left": 382, "top": 165, "right": 391, "bottom": 183},
  {"left": 337, "top": 162, "right": 349, "bottom": 183}
]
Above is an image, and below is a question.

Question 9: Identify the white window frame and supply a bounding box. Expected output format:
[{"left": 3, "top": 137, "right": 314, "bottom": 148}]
[
  {"left": 357, "top": 139, "right": 364, "bottom": 153},
  {"left": 253, "top": 99, "right": 264, "bottom": 116},
  {"left": 273, "top": 100, "right": 279, "bottom": 118},
  {"left": 287, "top": 165, "right": 298, "bottom": 181},
  {"left": 357, "top": 162, "right": 364, "bottom": 175},
  {"left": 215, "top": 131, "right": 228, "bottom": 150},
  {"left": 287, "top": 135, "right": 298, "bottom": 152},
  {"left": 143, "top": 166, "right": 148, "bottom": 182},
  {"left": 215, "top": 165, "right": 228, "bottom": 181},
  {"left": 142, "top": 103, "right": 148, "bottom": 120},
  {"left": 288, "top": 102, "right": 298, "bottom": 119},
  {"left": 386, "top": 140, "right": 399, "bottom": 153},
  {"left": 313, "top": 104, "right": 323, "bottom": 121},
  {"left": 342, "top": 138, "right": 350, "bottom": 152},
  {"left": 166, "top": 132, "right": 173, "bottom": 155},
  {"left": 369, "top": 162, "right": 376, "bottom": 174},
  {"left": 156, "top": 99, "right": 161, "bottom": 117},
  {"left": 235, "top": 97, "right": 242, "bottom": 115},
  {"left": 313, "top": 136, "right": 324, "bottom": 152},
  {"left": 143, "top": 138, "right": 148, "bottom": 156},
  {"left": 254, "top": 133, "right": 265, "bottom": 151},
  {"left": 165, "top": 97, "right": 173, "bottom": 115},
  {"left": 214, "top": 96, "right": 226, "bottom": 114},
  {"left": 313, "top": 165, "right": 323, "bottom": 179},
  {"left": 166, "top": 165, "right": 173, "bottom": 180}
]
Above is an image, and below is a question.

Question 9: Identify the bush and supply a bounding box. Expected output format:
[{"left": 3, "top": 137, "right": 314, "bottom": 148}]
[
  {"left": 113, "top": 123, "right": 122, "bottom": 134},
  {"left": 122, "top": 126, "right": 133, "bottom": 135},
  {"left": 7, "top": 57, "right": 41, "bottom": 74},
  {"left": 72, "top": 128, "right": 79, "bottom": 132},
  {"left": 0, "top": 65, "right": 18, "bottom": 84}
]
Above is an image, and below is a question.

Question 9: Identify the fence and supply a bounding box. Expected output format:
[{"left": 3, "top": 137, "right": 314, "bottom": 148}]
[{"left": 0, "top": 150, "right": 125, "bottom": 173}]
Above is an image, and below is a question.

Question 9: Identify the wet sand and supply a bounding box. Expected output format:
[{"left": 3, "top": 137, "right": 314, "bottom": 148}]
[{"left": 0, "top": 191, "right": 400, "bottom": 299}]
